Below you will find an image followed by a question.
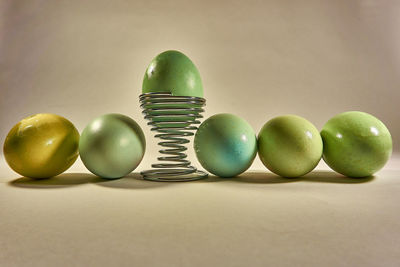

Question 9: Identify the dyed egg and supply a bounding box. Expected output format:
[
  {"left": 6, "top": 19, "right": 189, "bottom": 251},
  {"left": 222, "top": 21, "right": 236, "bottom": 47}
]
[
  {"left": 194, "top": 113, "right": 257, "bottom": 177},
  {"left": 3, "top": 113, "right": 79, "bottom": 178},
  {"left": 258, "top": 115, "right": 323, "bottom": 177},
  {"left": 321, "top": 111, "right": 392, "bottom": 177},
  {"left": 79, "top": 114, "right": 146, "bottom": 179},
  {"left": 142, "top": 50, "right": 203, "bottom": 97}
]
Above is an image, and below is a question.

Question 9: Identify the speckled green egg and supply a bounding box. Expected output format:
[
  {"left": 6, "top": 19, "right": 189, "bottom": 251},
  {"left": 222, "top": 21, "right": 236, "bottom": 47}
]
[
  {"left": 258, "top": 115, "right": 323, "bottom": 177},
  {"left": 194, "top": 113, "right": 257, "bottom": 177},
  {"left": 142, "top": 50, "right": 203, "bottom": 97},
  {"left": 79, "top": 114, "right": 146, "bottom": 179},
  {"left": 321, "top": 111, "right": 392, "bottom": 177}
]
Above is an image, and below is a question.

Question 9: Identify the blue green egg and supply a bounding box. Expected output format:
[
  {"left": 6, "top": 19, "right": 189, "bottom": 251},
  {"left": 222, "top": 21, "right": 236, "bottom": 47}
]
[{"left": 194, "top": 113, "right": 257, "bottom": 177}]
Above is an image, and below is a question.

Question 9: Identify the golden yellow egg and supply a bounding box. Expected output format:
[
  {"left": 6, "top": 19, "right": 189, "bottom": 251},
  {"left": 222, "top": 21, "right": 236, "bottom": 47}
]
[{"left": 3, "top": 113, "right": 80, "bottom": 178}]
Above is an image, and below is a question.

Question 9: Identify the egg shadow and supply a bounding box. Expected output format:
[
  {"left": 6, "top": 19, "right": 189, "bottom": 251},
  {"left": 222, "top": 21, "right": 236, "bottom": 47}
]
[
  {"left": 195, "top": 170, "right": 375, "bottom": 184},
  {"left": 95, "top": 172, "right": 173, "bottom": 189},
  {"left": 235, "top": 171, "right": 302, "bottom": 183},
  {"left": 9, "top": 173, "right": 101, "bottom": 189},
  {"left": 8, "top": 170, "right": 375, "bottom": 189},
  {"left": 302, "top": 170, "right": 375, "bottom": 183},
  {"left": 196, "top": 171, "right": 300, "bottom": 184}
]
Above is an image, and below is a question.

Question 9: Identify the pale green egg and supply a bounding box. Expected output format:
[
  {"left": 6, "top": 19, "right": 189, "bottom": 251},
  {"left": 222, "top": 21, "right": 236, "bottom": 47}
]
[
  {"left": 142, "top": 50, "right": 203, "bottom": 97},
  {"left": 79, "top": 114, "right": 146, "bottom": 179}
]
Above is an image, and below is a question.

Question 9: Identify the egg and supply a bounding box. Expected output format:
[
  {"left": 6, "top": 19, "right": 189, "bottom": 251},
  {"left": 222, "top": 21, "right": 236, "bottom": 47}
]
[
  {"left": 79, "top": 114, "right": 146, "bottom": 179},
  {"left": 3, "top": 113, "right": 80, "bottom": 178},
  {"left": 142, "top": 50, "right": 203, "bottom": 97},
  {"left": 258, "top": 115, "right": 323, "bottom": 177},
  {"left": 321, "top": 111, "right": 392, "bottom": 177},
  {"left": 194, "top": 113, "right": 257, "bottom": 177}
]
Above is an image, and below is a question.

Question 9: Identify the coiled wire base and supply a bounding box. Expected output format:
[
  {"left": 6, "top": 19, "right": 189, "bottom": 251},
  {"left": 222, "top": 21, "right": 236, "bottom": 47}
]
[{"left": 139, "top": 92, "right": 208, "bottom": 182}]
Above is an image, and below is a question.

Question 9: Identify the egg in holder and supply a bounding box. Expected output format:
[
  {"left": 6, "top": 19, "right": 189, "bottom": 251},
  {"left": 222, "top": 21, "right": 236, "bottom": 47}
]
[{"left": 139, "top": 50, "right": 208, "bottom": 181}]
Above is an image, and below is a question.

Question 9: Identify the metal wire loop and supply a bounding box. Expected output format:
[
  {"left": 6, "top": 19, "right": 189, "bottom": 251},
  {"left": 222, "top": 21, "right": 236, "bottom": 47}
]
[{"left": 139, "top": 92, "right": 208, "bottom": 181}]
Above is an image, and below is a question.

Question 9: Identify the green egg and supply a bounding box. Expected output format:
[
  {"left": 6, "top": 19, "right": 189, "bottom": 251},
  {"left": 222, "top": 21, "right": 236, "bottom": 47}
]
[
  {"left": 142, "top": 50, "right": 204, "bottom": 129},
  {"left": 258, "top": 115, "right": 323, "bottom": 177},
  {"left": 321, "top": 111, "right": 392, "bottom": 177},
  {"left": 194, "top": 113, "right": 257, "bottom": 178},
  {"left": 79, "top": 114, "right": 146, "bottom": 179},
  {"left": 142, "top": 50, "right": 203, "bottom": 97}
]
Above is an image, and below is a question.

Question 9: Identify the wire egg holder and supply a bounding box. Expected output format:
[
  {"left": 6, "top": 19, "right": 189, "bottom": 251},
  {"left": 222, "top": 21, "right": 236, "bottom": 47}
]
[{"left": 139, "top": 92, "right": 208, "bottom": 181}]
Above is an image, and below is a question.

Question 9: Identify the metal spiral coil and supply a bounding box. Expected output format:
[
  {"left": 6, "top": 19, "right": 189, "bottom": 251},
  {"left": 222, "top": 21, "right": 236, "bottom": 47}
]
[{"left": 139, "top": 92, "right": 208, "bottom": 181}]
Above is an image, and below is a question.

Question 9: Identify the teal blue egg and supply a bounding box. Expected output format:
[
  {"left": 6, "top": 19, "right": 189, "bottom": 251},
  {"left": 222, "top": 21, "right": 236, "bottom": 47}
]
[
  {"left": 194, "top": 113, "right": 257, "bottom": 177},
  {"left": 79, "top": 114, "right": 146, "bottom": 179}
]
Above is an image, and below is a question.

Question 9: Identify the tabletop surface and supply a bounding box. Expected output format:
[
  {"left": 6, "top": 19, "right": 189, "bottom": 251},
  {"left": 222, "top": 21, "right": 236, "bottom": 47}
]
[{"left": 1, "top": 155, "right": 399, "bottom": 267}]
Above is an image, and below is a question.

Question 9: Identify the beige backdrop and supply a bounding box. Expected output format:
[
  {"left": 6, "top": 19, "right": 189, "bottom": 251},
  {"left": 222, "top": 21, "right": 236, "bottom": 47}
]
[{"left": 1, "top": 0, "right": 399, "bottom": 170}]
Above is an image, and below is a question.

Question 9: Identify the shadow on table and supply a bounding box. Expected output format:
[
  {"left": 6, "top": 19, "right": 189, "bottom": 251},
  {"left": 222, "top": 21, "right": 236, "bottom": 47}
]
[
  {"left": 302, "top": 170, "right": 375, "bottom": 183},
  {"left": 9, "top": 173, "right": 101, "bottom": 189},
  {"left": 198, "top": 170, "right": 375, "bottom": 184},
  {"left": 8, "top": 172, "right": 169, "bottom": 189},
  {"left": 96, "top": 173, "right": 172, "bottom": 189},
  {"left": 8, "top": 170, "right": 375, "bottom": 189},
  {"left": 198, "top": 172, "right": 299, "bottom": 184}
]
